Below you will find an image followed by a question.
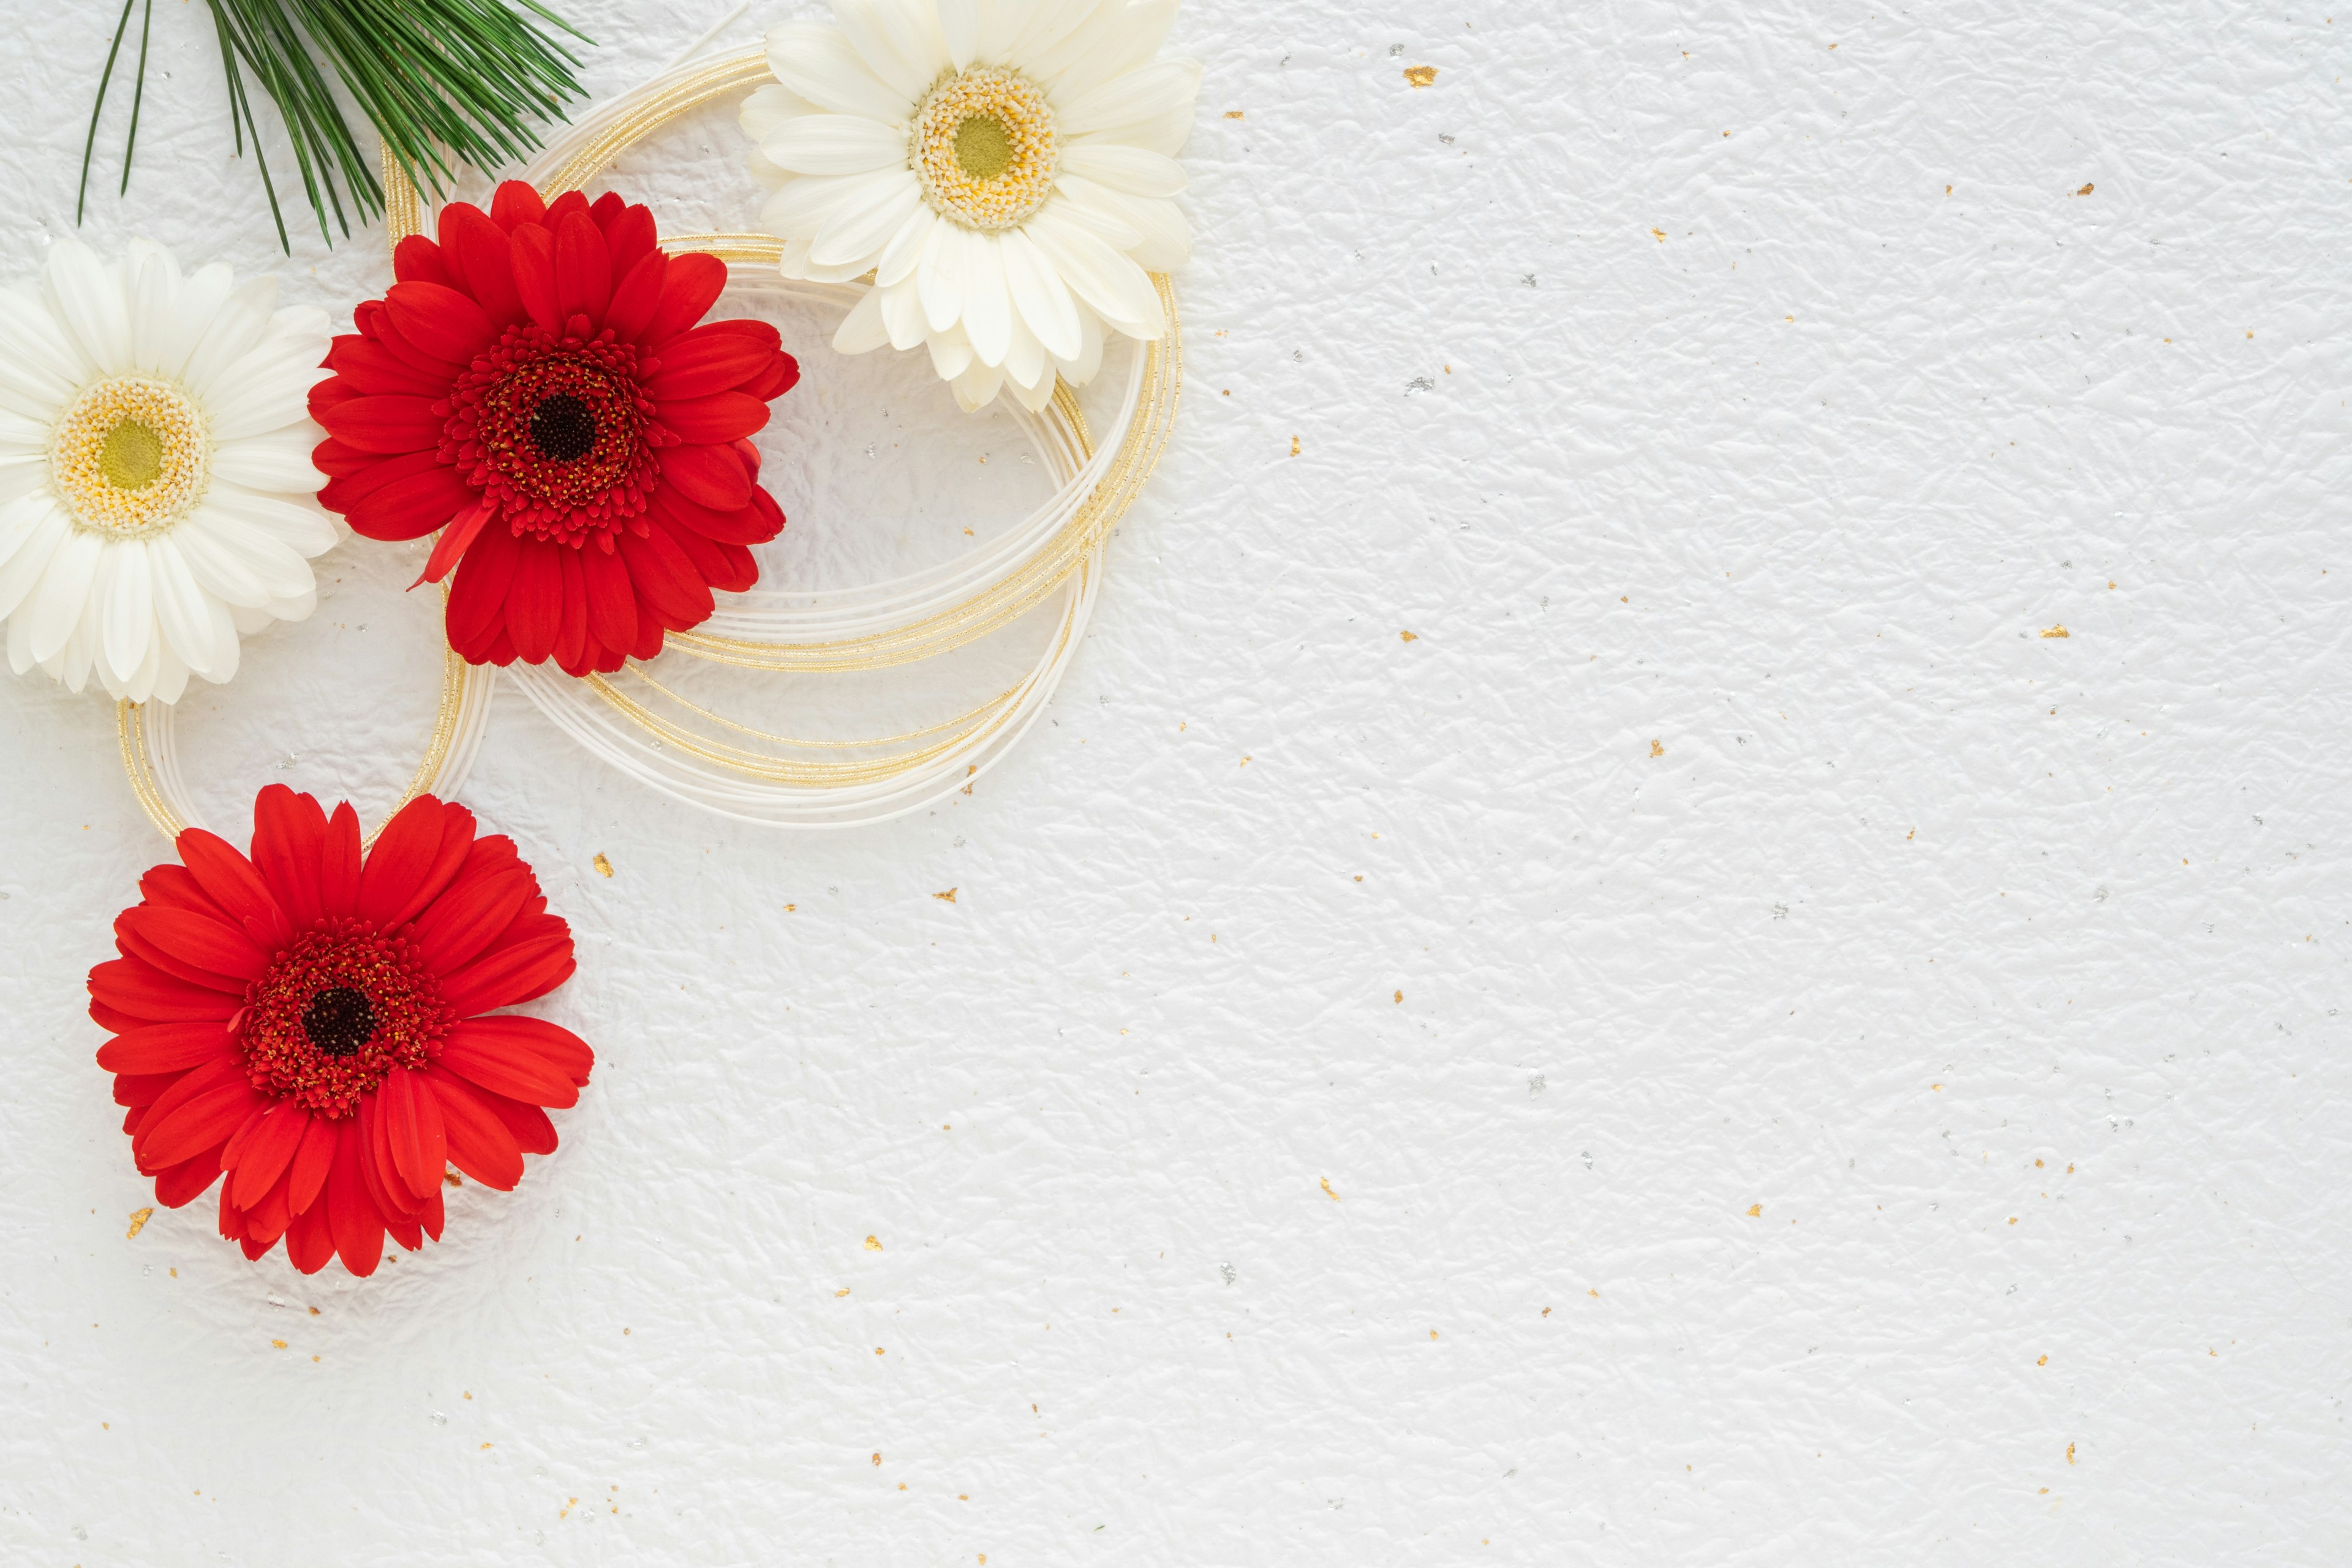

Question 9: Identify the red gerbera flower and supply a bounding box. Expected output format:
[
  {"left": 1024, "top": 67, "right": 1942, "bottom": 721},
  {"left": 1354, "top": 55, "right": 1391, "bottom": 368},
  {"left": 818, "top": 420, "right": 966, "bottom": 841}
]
[
  {"left": 309, "top": 180, "right": 801, "bottom": 676},
  {"left": 91, "top": 785, "right": 592, "bottom": 1277}
]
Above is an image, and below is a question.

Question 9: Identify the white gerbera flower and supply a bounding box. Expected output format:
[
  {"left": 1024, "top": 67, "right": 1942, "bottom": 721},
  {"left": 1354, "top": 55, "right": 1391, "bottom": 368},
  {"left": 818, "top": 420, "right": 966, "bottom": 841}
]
[
  {"left": 0, "top": 239, "right": 334, "bottom": 705},
  {"left": 742, "top": 0, "right": 1199, "bottom": 413}
]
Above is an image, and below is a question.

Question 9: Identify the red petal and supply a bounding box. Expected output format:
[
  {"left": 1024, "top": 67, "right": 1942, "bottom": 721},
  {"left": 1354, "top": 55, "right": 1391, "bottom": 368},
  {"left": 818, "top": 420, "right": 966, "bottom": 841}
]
[
  {"left": 385, "top": 1215, "right": 424, "bottom": 1253},
  {"left": 447, "top": 1014, "right": 594, "bottom": 1087},
  {"left": 476, "top": 1088, "right": 558, "bottom": 1156},
  {"left": 242, "top": 1161, "right": 296, "bottom": 1246},
  {"left": 442, "top": 932, "right": 576, "bottom": 1016},
  {"left": 310, "top": 437, "right": 381, "bottom": 480},
  {"left": 345, "top": 464, "right": 477, "bottom": 543},
  {"left": 420, "top": 1191, "right": 446, "bottom": 1243},
  {"left": 658, "top": 442, "right": 755, "bottom": 512},
  {"left": 437, "top": 201, "right": 524, "bottom": 326},
  {"left": 641, "top": 252, "right": 727, "bottom": 347},
  {"left": 113, "top": 913, "right": 255, "bottom": 994},
  {"left": 328, "top": 1120, "right": 386, "bottom": 1276},
  {"left": 604, "top": 250, "right": 668, "bottom": 342},
  {"left": 424, "top": 1070, "right": 526, "bottom": 1189},
  {"left": 359, "top": 1091, "right": 420, "bottom": 1219},
  {"left": 660, "top": 512, "right": 756, "bottom": 595},
  {"left": 553, "top": 209, "right": 612, "bottom": 326},
  {"left": 657, "top": 391, "right": 770, "bottom": 444},
  {"left": 416, "top": 499, "right": 496, "bottom": 588},
  {"left": 382, "top": 1068, "right": 447, "bottom": 1203},
  {"left": 287, "top": 1112, "right": 337, "bottom": 1215},
  {"left": 434, "top": 1030, "right": 578, "bottom": 1109},
  {"left": 409, "top": 868, "right": 536, "bottom": 977},
  {"left": 489, "top": 180, "right": 546, "bottom": 232},
  {"left": 113, "top": 1071, "right": 181, "bottom": 1107},
  {"left": 251, "top": 784, "right": 329, "bottom": 927},
  {"left": 323, "top": 337, "right": 451, "bottom": 398},
  {"left": 119, "top": 905, "right": 266, "bottom": 982},
  {"left": 643, "top": 328, "right": 782, "bottom": 402},
  {"left": 137, "top": 1080, "right": 268, "bottom": 1172},
  {"left": 383, "top": 802, "right": 479, "bottom": 932},
  {"left": 504, "top": 540, "right": 563, "bottom": 663},
  {"left": 175, "top": 827, "right": 291, "bottom": 951},
  {"left": 317, "top": 394, "right": 443, "bottom": 455},
  {"left": 320, "top": 446, "right": 448, "bottom": 513},
  {"left": 369, "top": 303, "right": 467, "bottom": 381},
  {"left": 89, "top": 955, "right": 238, "bottom": 1023},
  {"left": 393, "top": 234, "right": 452, "bottom": 287},
  {"left": 544, "top": 190, "right": 592, "bottom": 228},
  {"left": 217, "top": 1182, "right": 246, "bottom": 1242},
  {"left": 587, "top": 190, "right": 625, "bottom": 231},
  {"left": 317, "top": 802, "right": 364, "bottom": 918},
  {"left": 137, "top": 862, "right": 225, "bottom": 919},
  {"left": 285, "top": 1194, "right": 337, "bottom": 1274},
  {"left": 630, "top": 601, "right": 666, "bottom": 661},
  {"left": 97, "top": 1020, "right": 238, "bottom": 1075},
  {"left": 739, "top": 349, "right": 802, "bottom": 402},
  {"left": 154, "top": 1141, "right": 227, "bottom": 1208},
  {"left": 385, "top": 281, "right": 496, "bottom": 366},
  {"left": 446, "top": 521, "right": 521, "bottom": 649},
  {"left": 511, "top": 223, "right": 560, "bottom": 336},
  {"left": 650, "top": 485, "right": 779, "bottom": 546},
  {"left": 228, "top": 1102, "right": 312, "bottom": 1208},
  {"left": 356, "top": 796, "right": 448, "bottom": 927},
  {"left": 604, "top": 202, "right": 658, "bottom": 280},
  {"left": 552, "top": 547, "right": 590, "bottom": 676},
  {"left": 616, "top": 522, "right": 715, "bottom": 628},
  {"left": 581, "top": 537, "right": 637, "bottom": 655}
]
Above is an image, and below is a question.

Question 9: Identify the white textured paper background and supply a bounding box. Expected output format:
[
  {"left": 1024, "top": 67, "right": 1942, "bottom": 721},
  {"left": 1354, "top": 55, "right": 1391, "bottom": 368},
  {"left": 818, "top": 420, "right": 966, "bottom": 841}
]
[{"left": 2, "top": 1, "right": 2349, "bottom": 1562}]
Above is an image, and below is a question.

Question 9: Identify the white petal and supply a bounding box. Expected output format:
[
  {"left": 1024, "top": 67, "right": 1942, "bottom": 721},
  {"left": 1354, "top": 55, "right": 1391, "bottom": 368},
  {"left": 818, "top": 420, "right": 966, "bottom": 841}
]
[
  {"left": 42, "top": 238, "right": 132, "bottom": 376},
  {"left": 1046, "top": 176, "right": 1144, "bottom": 251},
  {"left": 201, "top": 480, "right": 339, "bottom": 558},
  {"left": 1002, "top": 306, "right": 1046, "bottom": 390},
  {"left": 918, "top": 221, "right": 968, "bottom": 333},
  {"left": 766, "top": 21, "right": 914, "bottom": 123},
  {"left": 47, "top": 589, "right": 99, "bottom": 692},
  {"left": 925, "top": 326, "right": 976, "bottom": 380},
  {"left": 880, "top": 276, "right": 929, "bottom": 350},
  {"left": 834, "top": 0, "right": 947, "bottom": 96},
  {"left": 951, "top": 356, "right": 1004, "bottom": 413},
  {"left": 1027, "top": 0, "right": 1140, "bottom": 90},
  {"left": 0, "top": 407, "right": 49, "bottom": 451},
  {"left": 961, "top": 233, "right": 1012, "bottom": 366},
  {"left": 1047, "top": 0, "right": 1178, "bottom": 101},
  {"left": 181, "top": 506, "right": 314, "bottom": 600},
  {"left": 875, "top": 206, "right": 937, "bottom": 288},
  {"left": 0, "top": 286, "right": 84, "bottom": 416},
  {"left": 833, "top": 287, "right": 892, "bottom": 355},
  {"left": 263, "top": 585, "right": 316, "bottom": 624},
  {"left": 0, "top": 495, "right": 67, "bottom": 620},
  {"left": 759, "top": 173, "right": 873, "bottom": 243},
  {"left": 1023, "top": 209, "right": 1163, "bottom": 337},
  {"left": 201, "top": 341, "right": 330, "bottom": 443},
  {"left": 97, "top": 535, "right": 154, "bottom": 684},
  {"left": 1006, "top": 349, "right": 1057, "bottom": 411},
  {"left": 25, "top": 527, "right": 103, "bottom": 661},
  {"left": 169, "top": 510, "right": 272, "bottom": 607},
  {"left": 179, "top": 275, "right": 280, "bottom": 402},
  {"left": 200, "top": 595, "right": 241, "bottom": 684},
  {"left": 148, "top": 637, "right": 188, "bottom": 704},
  {"left": 148, "top": 535, "right": 222, "bottom": 676},
  {"left": 740, "top": 81, "right": 822, "bottom": 144},
  {"left": 810, "top": 172, "right": 924, "bottom": 268},
  {"left": 999, "top": 228, "right": 1083, "bottom": 361},
  {"left": 1060, "top": 141, "right": 1186, "bottom": 198},
  {"left": 1000, "top": 0, "right": 1099, "bottom": 64},
  {"left": 1056, "top": 303, "right": 1106, "bottom": 386},
  {"left": 1057, "top": 175, "right": 1187, "bottom": 269},
  {"left": 937, "top": 0, "right": 981, "bottom": 67},
  {"left": 156, "top": 263, "right": 236, "bottom": 383},
  {"left": 764, "top": 113, "right": 913, "bottom": 176},
  {"left": 1058, "top": 58, "right": 1202, "bottom": 140},
  {"left": 208, "top": 428, "right": 326, "bottom": 493},
  {"left": 123, "top": 238, "right": 187, "bottom": 376},
  {"left": 0, "top": 456, "right": 42, "bottom": 508}
]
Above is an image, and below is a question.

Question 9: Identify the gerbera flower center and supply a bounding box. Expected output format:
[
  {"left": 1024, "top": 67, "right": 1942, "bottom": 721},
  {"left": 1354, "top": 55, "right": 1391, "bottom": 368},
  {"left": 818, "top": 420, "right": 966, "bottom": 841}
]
[
  {"left": 443, "top": 323, "right": 661, "bottom": 546},
  {"left": 240, "top": 921, "right": 451, "bottom": 1117},
  {"left": 913, "top": 67, "right": 1059, "bottom": 231},
  {"left": 50, "top": 375, "right": 209, "bottom": 538}
]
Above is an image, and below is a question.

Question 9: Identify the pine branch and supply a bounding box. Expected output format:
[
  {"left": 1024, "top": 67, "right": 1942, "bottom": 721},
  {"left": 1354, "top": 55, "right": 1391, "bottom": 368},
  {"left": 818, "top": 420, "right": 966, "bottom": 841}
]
[{"left": 78, "top": 0, "right": 590, "bottom": 250}]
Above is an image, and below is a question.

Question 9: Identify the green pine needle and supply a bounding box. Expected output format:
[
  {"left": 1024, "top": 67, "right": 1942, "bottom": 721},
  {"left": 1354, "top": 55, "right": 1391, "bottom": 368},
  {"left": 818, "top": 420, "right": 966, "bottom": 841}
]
[{"left": 80, "top": 0, "right": 591, "bottom": 249}]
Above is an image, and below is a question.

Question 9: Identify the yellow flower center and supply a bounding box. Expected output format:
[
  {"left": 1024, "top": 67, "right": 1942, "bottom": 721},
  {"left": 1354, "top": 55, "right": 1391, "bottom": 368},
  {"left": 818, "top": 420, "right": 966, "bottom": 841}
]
[
  {"left": 50, "top": 376, "right": 208, "bottom": 537},
  {"left": 913, "top": 67, "right": 1058, "bottom": 231}
]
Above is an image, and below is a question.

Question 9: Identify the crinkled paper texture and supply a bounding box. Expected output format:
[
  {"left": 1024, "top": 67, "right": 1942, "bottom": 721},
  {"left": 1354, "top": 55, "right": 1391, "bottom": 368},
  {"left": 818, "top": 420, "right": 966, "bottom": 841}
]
[{"left": 0, "top": 1, "right": 2347, "bottom": 1563}]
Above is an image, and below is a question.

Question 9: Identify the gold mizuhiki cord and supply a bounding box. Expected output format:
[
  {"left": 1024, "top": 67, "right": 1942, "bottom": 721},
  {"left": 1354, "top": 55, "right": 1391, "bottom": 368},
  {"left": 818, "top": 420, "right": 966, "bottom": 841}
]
[
  {"left": 110, "top": 143, "right": 484, "bottom": 847},
  {"left": 375, "top": 45, "right": 1183, "bottom": 793}
]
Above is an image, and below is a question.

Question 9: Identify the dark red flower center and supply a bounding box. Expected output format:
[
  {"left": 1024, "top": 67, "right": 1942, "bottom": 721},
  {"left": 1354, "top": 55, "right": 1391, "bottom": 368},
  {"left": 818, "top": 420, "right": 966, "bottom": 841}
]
[
  {"left": 240, "top": 921, "right": 451, "bottom": 1117},
  {"left": 299, "top": 986, "right": 375, "bottom": 1058},
  {"left": 442, "top": 322, "right": 663, "bottom": 548}
]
